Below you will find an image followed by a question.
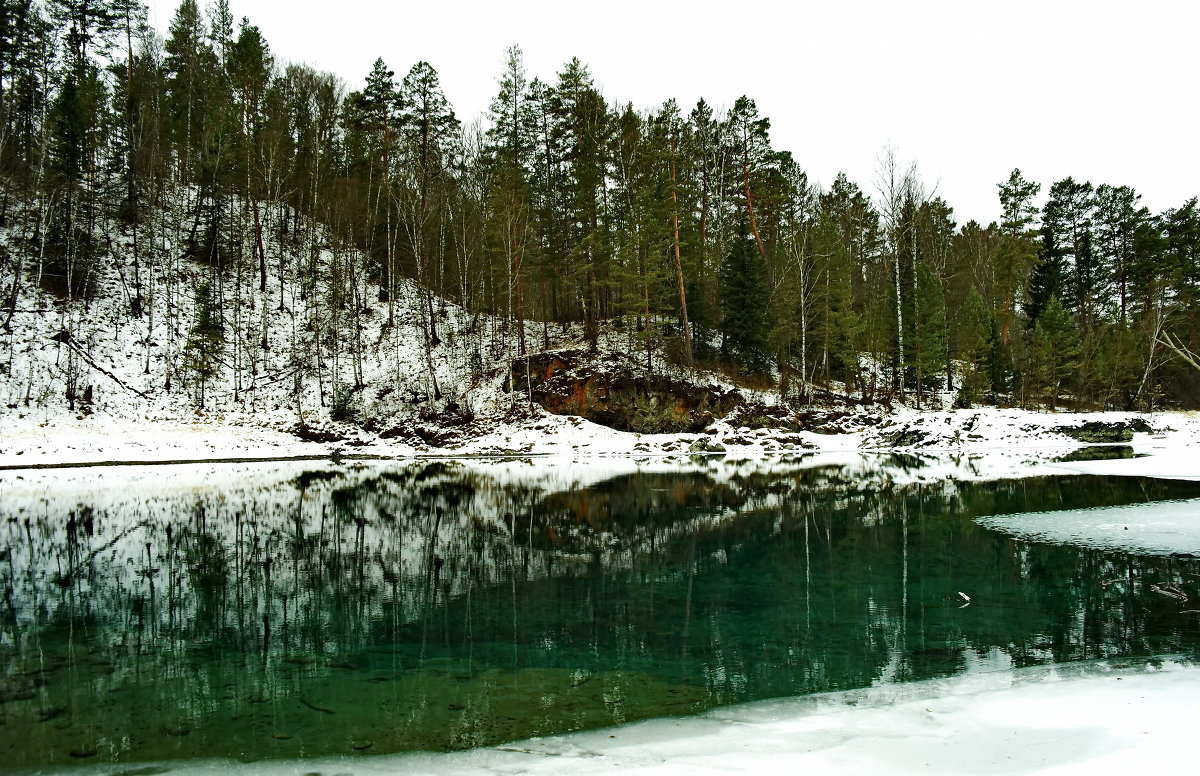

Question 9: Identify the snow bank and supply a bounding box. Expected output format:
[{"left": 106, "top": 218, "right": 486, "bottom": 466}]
[{"left": 3, "top": 408, "right": 1200, "bottom": 477}]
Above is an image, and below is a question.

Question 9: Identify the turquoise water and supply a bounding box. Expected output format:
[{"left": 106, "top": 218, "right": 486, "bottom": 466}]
[{"left": 2, "top": 457, "right": 1199, "bottom": 769}]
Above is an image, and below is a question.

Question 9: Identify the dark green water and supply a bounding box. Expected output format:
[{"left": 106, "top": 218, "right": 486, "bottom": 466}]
[{"left": 2, "top": 457, "right": 1200, "bottom": 769}]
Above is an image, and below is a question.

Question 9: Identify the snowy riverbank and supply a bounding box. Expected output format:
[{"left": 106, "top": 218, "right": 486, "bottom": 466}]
[{"left": 2, "top": 406, "right": 1199, "bottom": 474}]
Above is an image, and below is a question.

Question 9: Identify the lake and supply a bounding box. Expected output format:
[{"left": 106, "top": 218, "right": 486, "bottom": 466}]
[{"left": 2, "top": 454, "right": 1199, "bottom": 770}]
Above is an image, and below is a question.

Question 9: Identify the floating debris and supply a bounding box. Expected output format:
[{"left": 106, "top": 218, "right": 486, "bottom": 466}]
[
  {"left": 1150, "top": 584, "right": 1188, "bottom": 602},
  {"left": 300, "top": 697, "right": 336, "bottom": 714}
]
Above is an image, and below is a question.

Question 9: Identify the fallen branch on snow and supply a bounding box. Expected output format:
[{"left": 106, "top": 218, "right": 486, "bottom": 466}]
[{"left": 50, "top": 329, "right": 151, "bottom": 400}]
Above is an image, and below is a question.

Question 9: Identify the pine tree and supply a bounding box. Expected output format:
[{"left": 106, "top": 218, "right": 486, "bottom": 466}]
[
  {"left": 1093, "top": 183, "right": 1145, "bottom": 324},
  {"left": 1043, "top": 177, "right": 1101, "bottom": 325},
  {"left": 997, "top": 168, "right": 1040, "bottom": 234},
  {"left": 654, "top": 98, "right": 693, "bottom": 365},
  {"left": 609, "top": 102, "right": 663, "bottom": 372},
  {"left": 48, "top": 0, "right": 121, "bottom": 73},
  {"left": 398, "top": 59, "right": 459, "bottom": 350},
  {"left": 725, "top": 96, "right": 771, "bottom": 259},
  {"left": 524, "top": 76, "right": 561, "bottom": 330},
  {"left": 994, "top": 168, "right": 1040, "bottom": 344},
  {"left": 683, "top": 98, "right": 725, "bottom": 346},
  {"left": 484, "top": 45, "right": 534, "bottom": 359},
  {"left": 549, "top": 57, "right": 609, "bottom": 350},
  {"left": 163, "top": 0, "right": 212, "bottom": 185}
]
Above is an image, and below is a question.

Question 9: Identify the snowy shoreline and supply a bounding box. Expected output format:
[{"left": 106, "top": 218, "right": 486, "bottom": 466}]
[{"left": 2, "top": 406, "right": 1198, "bottom": 477}]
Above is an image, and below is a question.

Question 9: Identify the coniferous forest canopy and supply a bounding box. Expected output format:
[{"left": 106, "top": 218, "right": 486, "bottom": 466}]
[{"left": 2, "top": 0, "right": 1199, "bottom": 415}]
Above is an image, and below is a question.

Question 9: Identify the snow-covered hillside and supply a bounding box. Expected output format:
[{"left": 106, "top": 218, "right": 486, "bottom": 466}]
[{"left": 3, "top": 209, "right": 1200, "bottom": 469}]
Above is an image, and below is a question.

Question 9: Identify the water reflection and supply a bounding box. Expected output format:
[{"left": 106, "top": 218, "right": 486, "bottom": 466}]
[{"left": 2, "top": 456, "right": 1199, "bottom": 768}]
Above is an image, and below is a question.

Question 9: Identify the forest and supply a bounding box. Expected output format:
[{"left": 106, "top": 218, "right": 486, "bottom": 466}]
[{"left": 3, "top": 0, "right": 1199, "bottom": 419}]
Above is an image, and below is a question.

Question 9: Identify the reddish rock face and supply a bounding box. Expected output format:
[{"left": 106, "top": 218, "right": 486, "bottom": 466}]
[{"left": 510, "top": 350, "right": 742, "bottom": 433}]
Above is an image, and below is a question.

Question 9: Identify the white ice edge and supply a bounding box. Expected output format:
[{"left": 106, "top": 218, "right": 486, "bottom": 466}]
[
  {"left": 2, "top": 408, "right": 1199, "bottom": 477},
  {"left": 977, "top": 498, "right": 1200, "bottom": 556}
]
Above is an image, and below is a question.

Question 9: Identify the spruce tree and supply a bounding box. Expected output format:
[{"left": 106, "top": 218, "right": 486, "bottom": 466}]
[
  {"left": 1026, "top": 225, "right": 1066, "bottom": 326},
  {"left": 184, "top": 281, "right": 224, "bottom": 408},
  {"left": 1027, "top": 295, "right": 1078, "bottom": 409},
  {"left": 721, "top": 223, "right": 769, "bottom": 374}
]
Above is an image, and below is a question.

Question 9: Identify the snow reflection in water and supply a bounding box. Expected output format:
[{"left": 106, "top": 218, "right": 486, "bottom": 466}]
[{"left": 2, "top": 455, "right": 1199, "bottom": 770}]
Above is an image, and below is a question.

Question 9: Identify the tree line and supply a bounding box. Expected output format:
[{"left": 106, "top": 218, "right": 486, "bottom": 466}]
[{"left": 2, "top": 0, "right": 1198, "bottom": 413}]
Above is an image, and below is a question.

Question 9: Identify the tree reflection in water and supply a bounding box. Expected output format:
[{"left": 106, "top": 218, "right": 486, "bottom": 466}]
[{"left": 2, "top": 457, "right": 1199, "bottom": 768}]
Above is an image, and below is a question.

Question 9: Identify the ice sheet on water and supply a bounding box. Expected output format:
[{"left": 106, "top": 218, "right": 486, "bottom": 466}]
[{"left": 976, "top": 498, "right": 1200, "bottom": 556}]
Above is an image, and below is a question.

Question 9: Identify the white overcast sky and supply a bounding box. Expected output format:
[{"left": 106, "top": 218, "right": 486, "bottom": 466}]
[{"left": 141, "top": 0, "right": 1198, "bottom": 226}]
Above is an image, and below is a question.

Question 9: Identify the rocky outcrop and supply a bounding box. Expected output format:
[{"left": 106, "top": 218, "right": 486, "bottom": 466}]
[
  {"left": 509, "top": 350, "right": 743, "bottom": 433},
  {"left": 1053, "top": 419, "right": 1154, "bottom": 443}
]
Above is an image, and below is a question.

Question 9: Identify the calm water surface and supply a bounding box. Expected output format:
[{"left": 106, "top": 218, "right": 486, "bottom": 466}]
[{"left": 2, "top": 455, "right": 1199, "bottom": 769}]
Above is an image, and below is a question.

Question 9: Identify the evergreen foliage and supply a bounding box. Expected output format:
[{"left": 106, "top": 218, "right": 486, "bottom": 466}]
[
  {"left": 183, "top": 280, "right": 223, "bottom": 406},
  {"left": 0, "top": 1, "right": 1197, "bottom": 415},
  {"left": 720, "top": 224, "right": 770, "bottom": 373}
]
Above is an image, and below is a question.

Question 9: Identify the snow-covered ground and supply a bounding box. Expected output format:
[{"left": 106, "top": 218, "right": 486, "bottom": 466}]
[{"left": 3, "top": 407, "right": 1200, "bottom": 475}]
